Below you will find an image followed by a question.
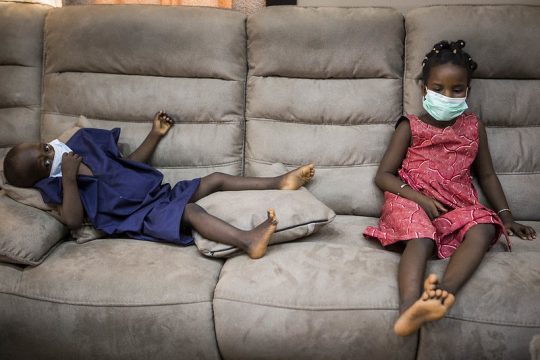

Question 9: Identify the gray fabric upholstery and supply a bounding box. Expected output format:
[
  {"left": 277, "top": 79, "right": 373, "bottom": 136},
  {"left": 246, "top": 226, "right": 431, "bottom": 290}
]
[
  {"left": 43, "top": 5, "right": 247, "bottom": 181},
  {"left": 0, "top": 240, "right": 223, "bottom": 360},
  {"left": 245, "top": 6, "right": 404, "bottom": 216},
  {"left": 417, "top": 244, "right": 540, "bottom": 360},
  {"left": 214, "top": 215, "right": 419, "bottom": 360},
  {"left": 0, "top": 191, "right": 66, "bottom": 265},
  {"left": 0, "top": 3, "right": 539, "bottom": 360},
  {"left": 0, "top": 2, "right": 48, "bottom": 151},
  {"left": 404, "top": 5, "right": 540, "bottom": 221},
  {"left": 214, "top": 215, "right": 538, "bottom": 359}
]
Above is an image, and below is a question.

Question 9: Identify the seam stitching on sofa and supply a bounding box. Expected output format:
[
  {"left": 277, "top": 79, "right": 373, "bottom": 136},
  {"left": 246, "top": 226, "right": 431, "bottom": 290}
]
[
  {"left": 44, "top": 71, "right": 243, "bottom": 82},
  {"left": 0, "top": 63, "right": 39, "bottom": 68},
  {"left": 214, "top": 297, "right": 397, "bottom": 312},
  {"left": 213, "top": 298, "right": 540, "bottom": 327},
  {"left": 156, "top": 161, "right": 241, "bottom": 169},
  {"left": 41, "top": 111, "right": 243, "bottom": 124},
  {"left": 246, "top": 117, "right": 397, "bottom": 127},
  {"left": 443, "top": 315, "right": 540, "bottom": 328},
  {"left": 0, "top": 291, "right": 214, "bottom": 307},
  {"left": 0, "top": 105, "right": 40, "bottom": 111},
  {"left": 246, "top": 158, "right": 380, "bottom": 168},
  {"left": 249, "top": 74, "right": 402, "bottom": 81}
]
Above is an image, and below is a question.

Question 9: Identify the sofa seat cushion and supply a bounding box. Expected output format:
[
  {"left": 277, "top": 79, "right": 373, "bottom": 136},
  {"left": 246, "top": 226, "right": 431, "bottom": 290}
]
[
  {"left": 213, "top": 216, "right": 539, "bottom": 360},
  {"left": 213, "top": 215, "right": 418, "bottom": 360},
  {"left": 0, "top": 239, "right": 223, "bottom": 360},
  {"left": 418, "top": 227, "right": 540, "bottom": 360}
]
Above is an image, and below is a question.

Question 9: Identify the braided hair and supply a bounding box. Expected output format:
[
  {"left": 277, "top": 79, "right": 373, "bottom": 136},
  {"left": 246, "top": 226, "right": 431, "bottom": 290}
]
[{"left": 421, "top": 40, "right": 478, "bottom": 84}]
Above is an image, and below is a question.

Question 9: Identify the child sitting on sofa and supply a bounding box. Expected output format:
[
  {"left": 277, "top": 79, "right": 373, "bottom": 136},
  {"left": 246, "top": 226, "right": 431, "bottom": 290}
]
[
  {"left": 3, "top": 111, "right": 315, "bottom": 259},
  {"left": 363, "top": 40, "right": 536, "bottom": 336}
]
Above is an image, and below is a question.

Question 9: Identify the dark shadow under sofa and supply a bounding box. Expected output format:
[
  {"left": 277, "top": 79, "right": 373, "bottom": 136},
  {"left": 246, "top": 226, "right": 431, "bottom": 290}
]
[{"left": 0, "top": 3, "right": 539, "bottom": 359}]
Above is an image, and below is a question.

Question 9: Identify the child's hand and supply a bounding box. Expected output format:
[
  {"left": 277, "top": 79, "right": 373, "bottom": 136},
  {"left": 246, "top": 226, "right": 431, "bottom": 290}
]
[
  {"left": 62, "top": 152, "right": 82, "bottom": 180},
  {"left": 152, "top": 110, "right": 175, "bottom": 137},
  {"left": 504, "top": 221, "right": 536, "bottom": 240},
  {"left": 416, "top": 194, "right": 448, "bottom": 219}
]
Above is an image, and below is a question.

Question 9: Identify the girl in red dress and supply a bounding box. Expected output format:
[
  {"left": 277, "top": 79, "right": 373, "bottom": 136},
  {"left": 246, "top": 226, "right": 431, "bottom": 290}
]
[{"left": 363, "top": 40, "right": 536, "bottom": 336}]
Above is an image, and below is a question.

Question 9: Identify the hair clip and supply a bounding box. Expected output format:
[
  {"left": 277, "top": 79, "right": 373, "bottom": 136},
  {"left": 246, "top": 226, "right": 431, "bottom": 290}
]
[{"left": 453, "top": 49, "right": 457, "bottom": 53}]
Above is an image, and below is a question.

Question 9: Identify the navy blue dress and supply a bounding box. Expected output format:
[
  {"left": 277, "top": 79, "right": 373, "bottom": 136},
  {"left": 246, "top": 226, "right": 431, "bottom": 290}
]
[{"left": 34, "top": 128, "right": 201, "bottom": 245}]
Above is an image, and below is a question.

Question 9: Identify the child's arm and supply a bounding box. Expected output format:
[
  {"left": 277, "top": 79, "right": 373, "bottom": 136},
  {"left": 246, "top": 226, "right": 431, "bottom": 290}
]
[
  {"left": 59, "top": 152, "right": 84, "bottom": 230},
  {"left": 474, "top": 122, "right": 536, "bottom": 240},
  {"left": 127, "top": 111, "right": 174, "bottom": 163},
  {"left": 375, "top": 120, "right": 448, "bottom": 219}
]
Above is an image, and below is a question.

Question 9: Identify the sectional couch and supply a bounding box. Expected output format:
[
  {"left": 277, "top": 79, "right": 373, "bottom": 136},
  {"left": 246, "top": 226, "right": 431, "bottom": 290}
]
[{"left": 0, "top": 3, "right": 539, "bottom": 359}]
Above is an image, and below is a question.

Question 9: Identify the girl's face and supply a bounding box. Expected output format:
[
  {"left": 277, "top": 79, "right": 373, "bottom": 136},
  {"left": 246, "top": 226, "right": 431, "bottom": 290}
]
[{"left": 423, "top": 63, "right": 469, "bottom": 98}]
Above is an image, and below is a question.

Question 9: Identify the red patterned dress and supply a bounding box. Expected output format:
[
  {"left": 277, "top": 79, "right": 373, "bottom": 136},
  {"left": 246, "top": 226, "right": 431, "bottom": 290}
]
[{"left": 364, "top": 113, "right": 510, "bottom": 259}]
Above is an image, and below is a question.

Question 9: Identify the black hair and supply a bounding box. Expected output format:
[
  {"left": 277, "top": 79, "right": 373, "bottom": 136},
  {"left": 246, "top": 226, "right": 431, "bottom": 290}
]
[
  {"left": 3, "top": 146, "right": 34, "bottom": 188},
  {"left": 421, "top": 40, "right": 478, "bottom": 85}
]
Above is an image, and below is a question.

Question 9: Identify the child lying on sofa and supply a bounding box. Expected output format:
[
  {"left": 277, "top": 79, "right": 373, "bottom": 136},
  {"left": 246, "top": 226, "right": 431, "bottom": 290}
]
[{"left": 3, "top": 111, "right": 315, "bottom": 259}]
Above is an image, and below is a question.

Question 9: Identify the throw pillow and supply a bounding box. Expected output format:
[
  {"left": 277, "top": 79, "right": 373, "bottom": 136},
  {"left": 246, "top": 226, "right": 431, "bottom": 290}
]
[
  {"left": 0, "top": 190, "right": 67, "bottom": 265},
  {"left": 193, "top": 188, "right": 336, "bottom": 258}
]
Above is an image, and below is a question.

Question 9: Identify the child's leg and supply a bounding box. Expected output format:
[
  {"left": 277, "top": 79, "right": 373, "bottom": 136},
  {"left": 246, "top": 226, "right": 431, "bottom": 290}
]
[
  {"left": 182, "top": 203, "right": 278, "bottom": 259},
  {"left": 394, "top": 238, "right": 454, "bottom": 337},
  {"left": 393, "top": 224, "right": 494, "bottom": 336},
  {"left": 190, "top": 164, "right": 315, "bottom": 202},
  {"left": 438, "top": 223, "right": 495, "bottom": 294},
  {"left": 398, "top": 238, "right": 435, "bottom": 313}
]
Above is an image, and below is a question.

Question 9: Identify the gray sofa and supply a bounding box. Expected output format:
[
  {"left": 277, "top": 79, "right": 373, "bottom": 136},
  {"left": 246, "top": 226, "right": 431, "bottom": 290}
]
[{"left": 0, "top": 3, "right": 539, "bottom": 359}]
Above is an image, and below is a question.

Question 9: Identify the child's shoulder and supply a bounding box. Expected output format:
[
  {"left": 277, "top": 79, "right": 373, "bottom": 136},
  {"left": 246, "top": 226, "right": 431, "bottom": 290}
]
[{"left": 395, "top": 115, "right": 413, "bottom": 129}]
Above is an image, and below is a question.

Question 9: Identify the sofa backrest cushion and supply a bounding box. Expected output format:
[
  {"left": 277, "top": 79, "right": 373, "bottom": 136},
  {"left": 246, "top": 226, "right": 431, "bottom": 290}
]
[
  {"left": 404, "top": 5, "right": 540, "bottom": 220},
  {"left": 245, "top": 6, "right": 404, "bottom": 216},
  {"left": 42, "top": 5, "right": 247, "bottom": 182},
  {"left": 0, "top": 2, "right": 49, "bottom": 160}
]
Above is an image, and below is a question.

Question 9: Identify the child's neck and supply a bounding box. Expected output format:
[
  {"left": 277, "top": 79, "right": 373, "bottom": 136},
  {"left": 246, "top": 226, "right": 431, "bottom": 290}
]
[{"left": 419, "top": 113, "right": 458, "bottom": 129}]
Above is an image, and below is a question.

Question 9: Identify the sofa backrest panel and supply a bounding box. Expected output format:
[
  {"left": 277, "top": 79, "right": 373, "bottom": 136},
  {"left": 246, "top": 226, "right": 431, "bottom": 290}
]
[
  {"left": 42, "top": 6, "right": 247, "bottom": 183},
  {"left": 404, "top": 5, "right": 540, "bottom": 220},
  {"left": 245, "top": 6, "right": 404, "bottom": 216},
  {"left": 0, "top": 3, "right": 49, "bottom": 159}
]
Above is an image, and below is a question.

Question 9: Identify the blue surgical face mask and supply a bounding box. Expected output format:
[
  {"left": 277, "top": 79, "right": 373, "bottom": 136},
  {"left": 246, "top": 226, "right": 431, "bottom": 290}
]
[
  {"left": 48, "top": 139, "right": 72, "bottom": 177},
  {"left": 422, "top": 87, "right": 468, "bottom": 122}
]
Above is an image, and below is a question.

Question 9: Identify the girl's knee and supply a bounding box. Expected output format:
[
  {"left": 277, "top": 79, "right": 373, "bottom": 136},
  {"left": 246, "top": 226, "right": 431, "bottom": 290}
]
[
  {"left": 183, "top": 203, "right": 205, "bottom": 225},
  {"left": 467, "top": 224, "right": 496, "bottom": 248},
  {"left": 407, "top": 237, "right": 435, "bottom": 250},
  {"left": 470, "top": 223, "right": 496, "bottom": 237}
]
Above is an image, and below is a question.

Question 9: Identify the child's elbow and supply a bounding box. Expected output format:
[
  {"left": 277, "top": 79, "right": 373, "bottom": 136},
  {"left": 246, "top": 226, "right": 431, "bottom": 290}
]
[{"left": 374, "top": 173, "right": 384, "bottom": 190}]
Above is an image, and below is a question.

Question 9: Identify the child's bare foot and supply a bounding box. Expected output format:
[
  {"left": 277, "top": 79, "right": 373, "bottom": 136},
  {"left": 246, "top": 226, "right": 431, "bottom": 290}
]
[
  {"left": 244, "top": 209, "right": 279, "bottom": 259},
  {"left": 423, "top": 273, "right": 439, "bottom": 297},
  {"left": 279, "top": 164, "right": 315, "bottom": 190},
  {"left": 394, "top": 276, "right": 455, "bottom": 337}
]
